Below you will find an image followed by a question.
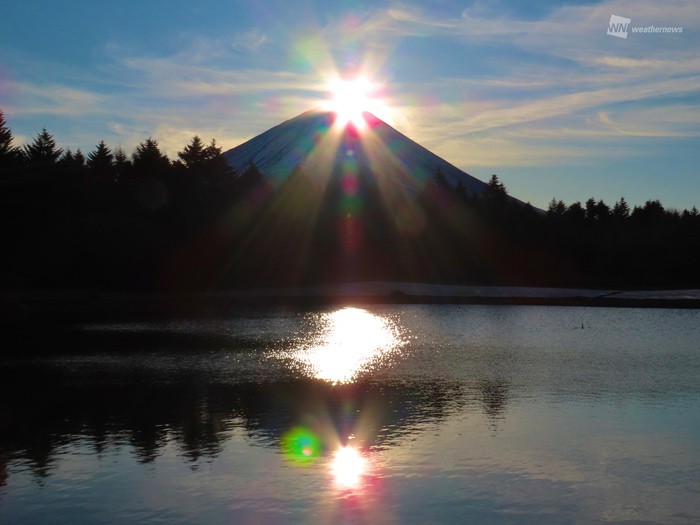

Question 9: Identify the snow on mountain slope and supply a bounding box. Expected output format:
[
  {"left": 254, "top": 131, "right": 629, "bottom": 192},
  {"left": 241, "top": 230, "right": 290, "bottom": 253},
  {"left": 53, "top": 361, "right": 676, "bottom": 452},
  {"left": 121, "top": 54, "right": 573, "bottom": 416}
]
[{"left": 223, "top": 109, "right": 489, "bottom": 196}]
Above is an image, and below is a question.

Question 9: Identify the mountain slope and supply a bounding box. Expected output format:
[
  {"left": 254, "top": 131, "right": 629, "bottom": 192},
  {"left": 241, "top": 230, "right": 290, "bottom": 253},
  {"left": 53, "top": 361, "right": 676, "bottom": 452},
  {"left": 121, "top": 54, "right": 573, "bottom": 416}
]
[{"left": 224, "top": 109, "right": 489, "bottom": 196}]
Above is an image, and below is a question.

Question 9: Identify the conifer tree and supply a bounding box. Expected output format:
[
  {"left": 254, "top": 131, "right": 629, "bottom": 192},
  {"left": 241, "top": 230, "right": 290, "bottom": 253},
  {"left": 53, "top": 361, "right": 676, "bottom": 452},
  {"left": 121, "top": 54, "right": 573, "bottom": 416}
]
[
  {"left": 87, "top": 140, "right": 115, "bottom": 180},
  {"left": 585, "top": 198, "right": 597, "bottom": 221},
  {"left": 204, "top": 139, "right": 235, "bottom": 178},
  {"left": 487, "top": 174, "right": 507, "bottom": 195},
  {"left": 60, "top": 149, "right": 75, "bottom": 164},
  {"left": 59, "top": 148, "right": 83, "bottom": 172},
  {"left": 131, "top": 137, "right": 170, "bottom": 179},
  {"left": 565, "top": 201, "right": 585, "bottom": 222},
  {"left": 612, "top": 197, "right": 630, "bottom": 219},
  {"left": 484, "top": 174, "right": 508, "bottom": 215},
  {"left": 74, "top": 149, "right": 86, "bottom": 168},
  {"left": 547, "top": 198, "right": 567, "bottom": 217},
  {"left": 23, "top": 128, "right": 63, "bottom": 168},
  {"left": 632, "top": 199, "right": 665, "bottom": 223},
  {"left": 114, "top": 147, "right": 131, "bottom": 182},
  {"left": 0, "top": 110, "right": 23, "bottom": 170},
  {"left": 595, "top": 200, "right": 610, "bottom": 222},
  {"left": 177, "top": 135, "right": 207, "bottom": 170},
  {"left": 178, "top": 136, "right": 235, "bottom": 178}
]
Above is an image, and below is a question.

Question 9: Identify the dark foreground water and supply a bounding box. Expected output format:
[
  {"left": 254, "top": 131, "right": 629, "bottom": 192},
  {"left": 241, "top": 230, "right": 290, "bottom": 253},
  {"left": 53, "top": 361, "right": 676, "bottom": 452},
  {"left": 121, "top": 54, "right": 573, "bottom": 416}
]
[{"left": 1, "top": 305, "right": 699, "bottom": 524}]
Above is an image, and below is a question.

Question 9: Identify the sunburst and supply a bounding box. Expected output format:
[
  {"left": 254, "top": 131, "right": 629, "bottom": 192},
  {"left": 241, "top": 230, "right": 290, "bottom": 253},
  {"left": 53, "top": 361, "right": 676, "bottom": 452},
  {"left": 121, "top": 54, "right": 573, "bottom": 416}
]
[{"left": 324, "top": 76, "right": 387, "bottom": 129}]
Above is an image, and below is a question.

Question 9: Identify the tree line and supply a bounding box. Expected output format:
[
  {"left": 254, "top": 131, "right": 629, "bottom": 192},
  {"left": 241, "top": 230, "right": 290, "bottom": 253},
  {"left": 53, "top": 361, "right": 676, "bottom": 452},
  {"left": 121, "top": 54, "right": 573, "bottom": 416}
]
[
  {"left": 0, "top": 111, "right": 237, "bottom": 182},
  {"left": 1, "top": 110, "right": 699, "bottom": 290},
  {"left": 418, "top": 173, "right": 700, "bottom": 288}
]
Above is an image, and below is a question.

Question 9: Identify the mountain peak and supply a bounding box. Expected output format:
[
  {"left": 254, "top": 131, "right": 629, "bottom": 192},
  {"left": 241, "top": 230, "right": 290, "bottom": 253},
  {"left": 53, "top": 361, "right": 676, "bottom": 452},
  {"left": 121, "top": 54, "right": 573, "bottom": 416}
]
[{"left": 224, "top": 108, "right": 488, "bottom": 196}]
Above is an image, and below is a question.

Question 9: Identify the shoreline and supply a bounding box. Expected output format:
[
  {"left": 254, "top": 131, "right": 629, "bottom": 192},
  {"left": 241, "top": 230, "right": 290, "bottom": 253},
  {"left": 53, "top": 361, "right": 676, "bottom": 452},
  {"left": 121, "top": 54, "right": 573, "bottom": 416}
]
[
  {"left": 3, "top": 283, "right": 700, "bottom": 324},
  {"left": 3, "top": 284, "right": 699, "bottom": 356}
]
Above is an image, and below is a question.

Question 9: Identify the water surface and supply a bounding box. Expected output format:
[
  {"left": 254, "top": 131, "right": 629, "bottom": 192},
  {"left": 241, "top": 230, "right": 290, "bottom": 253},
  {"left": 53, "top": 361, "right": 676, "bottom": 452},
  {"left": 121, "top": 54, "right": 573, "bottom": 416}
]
[{"left": 1, "top": 305, "right": 699, "bottom": 524}]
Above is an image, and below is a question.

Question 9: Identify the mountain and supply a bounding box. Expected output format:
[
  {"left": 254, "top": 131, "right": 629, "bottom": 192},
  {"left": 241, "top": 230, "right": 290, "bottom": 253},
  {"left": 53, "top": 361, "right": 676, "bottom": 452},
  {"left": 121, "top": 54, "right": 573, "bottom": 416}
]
[
  {"left": 224, "top": 109, "right": 489, "bottom": 197},
  {"left": 208, "top": 109, "right": 543, "bottom": 287}
]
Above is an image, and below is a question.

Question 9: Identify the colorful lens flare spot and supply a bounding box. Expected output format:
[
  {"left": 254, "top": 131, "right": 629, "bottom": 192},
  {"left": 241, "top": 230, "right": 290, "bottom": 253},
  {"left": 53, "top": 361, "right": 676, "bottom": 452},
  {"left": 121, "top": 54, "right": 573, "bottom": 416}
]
[
  {"left": 281, "top": 427, "right": 321, "bottom": 463},
  {"left": 341, "top": 172, "right": 359, "bottom": 195},
  {"left": 331, "top": 446, "right": 366, "bottom": 488}
]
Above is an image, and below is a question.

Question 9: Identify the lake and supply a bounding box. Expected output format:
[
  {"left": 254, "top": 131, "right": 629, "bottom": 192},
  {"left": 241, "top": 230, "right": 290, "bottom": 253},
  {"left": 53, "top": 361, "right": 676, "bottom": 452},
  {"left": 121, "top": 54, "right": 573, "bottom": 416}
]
[{"left": 1, "top": 305, "right": 699, "bottom": 524}]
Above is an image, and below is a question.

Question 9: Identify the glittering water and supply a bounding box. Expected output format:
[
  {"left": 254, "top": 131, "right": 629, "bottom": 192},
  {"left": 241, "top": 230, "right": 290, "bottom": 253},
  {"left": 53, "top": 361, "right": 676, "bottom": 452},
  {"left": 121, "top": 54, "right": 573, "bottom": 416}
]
[{"left": 1, "top": 305, "right": 699, "bottom": 524}]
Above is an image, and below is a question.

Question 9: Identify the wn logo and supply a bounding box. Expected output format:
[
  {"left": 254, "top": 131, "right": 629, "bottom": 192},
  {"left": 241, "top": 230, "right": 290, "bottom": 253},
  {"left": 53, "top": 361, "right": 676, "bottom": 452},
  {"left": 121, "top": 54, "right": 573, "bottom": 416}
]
[{"left": 607, "top": 15, "right": 631, "bottom": 39}]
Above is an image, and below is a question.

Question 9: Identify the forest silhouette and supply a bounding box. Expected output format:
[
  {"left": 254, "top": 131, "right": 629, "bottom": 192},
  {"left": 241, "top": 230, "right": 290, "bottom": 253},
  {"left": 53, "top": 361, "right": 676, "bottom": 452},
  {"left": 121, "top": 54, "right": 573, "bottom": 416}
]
[{"left": 1, "top": 110, "right": 699, "bottom": 291}]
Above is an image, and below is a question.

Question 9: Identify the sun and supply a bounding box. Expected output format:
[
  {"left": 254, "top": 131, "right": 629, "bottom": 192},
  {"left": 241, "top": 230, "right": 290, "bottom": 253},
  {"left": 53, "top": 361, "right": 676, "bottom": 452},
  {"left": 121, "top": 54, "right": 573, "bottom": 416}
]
[{"left": 324, "top": 76, "right": 382, "bottom": 129}]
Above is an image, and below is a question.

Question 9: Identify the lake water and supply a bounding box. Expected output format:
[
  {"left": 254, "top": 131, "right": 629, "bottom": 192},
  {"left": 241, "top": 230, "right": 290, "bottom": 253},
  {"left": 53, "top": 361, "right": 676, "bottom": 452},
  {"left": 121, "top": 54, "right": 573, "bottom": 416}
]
[{"left": 1, "top": 305, "right": 699, "bottom": 524}]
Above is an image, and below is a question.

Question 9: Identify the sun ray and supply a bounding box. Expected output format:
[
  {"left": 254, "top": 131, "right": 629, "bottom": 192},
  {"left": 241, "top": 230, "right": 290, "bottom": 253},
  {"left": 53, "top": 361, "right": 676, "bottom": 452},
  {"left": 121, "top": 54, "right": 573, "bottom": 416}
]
[
  {"left": 323, "top": 76, "right": 389, "bottom": 129},
  {"left": 341, "top": 113, "right": 444, "bottom": 280}
]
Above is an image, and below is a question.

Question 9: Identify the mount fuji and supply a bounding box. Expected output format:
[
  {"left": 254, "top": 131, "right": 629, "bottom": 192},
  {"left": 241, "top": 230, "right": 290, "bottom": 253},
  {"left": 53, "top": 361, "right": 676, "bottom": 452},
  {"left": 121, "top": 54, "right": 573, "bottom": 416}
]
[
  {"left": 224, "top": 109, "right": 490, "bottom": 197},
  {"left": 165, "top": 108, "right": 542, "bottom": 288}
]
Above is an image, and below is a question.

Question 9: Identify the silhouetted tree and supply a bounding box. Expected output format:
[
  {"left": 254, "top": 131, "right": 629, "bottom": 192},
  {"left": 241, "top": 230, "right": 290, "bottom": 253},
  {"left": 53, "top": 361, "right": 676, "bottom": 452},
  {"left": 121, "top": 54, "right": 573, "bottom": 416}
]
[
  {"left": 87, "top": 140, "right": 115, "bottom": 181},
  {"left": 131, "top": 138, "right": 170, "bottom": 179},
  {"left": 23, "top": 128, "right": 63, "bottom": 169},
  {"left": 114, "top": 147, "right": 131, "bottom": 182},
  {"left": 632, "top": 199, "right": 665, "bottom": 223},
  {"left": 547, "top": 198, "right": 566, "bottom": 217},
  {"left": 595, "top": 199, "right": 610, "bottom": 222},
  {"left": 0, "top": 110, "right": 23, "bottom": 172},
  {"left": 74, "top": 149, "right": 86, "bottom": 169},
  {"left": 584, "top": 198, "right": 597, "bottom": 221},
  {"left": 203, "top": 139, "right": 235, "bottom": 178},
  {"left": 486, "top": 174, "right": 506, "bottom": 195},
  {"left": 59, "top": 148, "right": 87, "bottom": 176},
  {"left": 683, "top": 206, "right": 699, "bottom": 220},
  {"left": 178, "top": 136, "right": 235, "bottom": 179},
  {"left": 177, "top": 136, "right": 207, "bottom": 169},
  {"left": 483, "top": 174, "right": 509, "bottom": 219},
  {"left": 612, "top": 197, "right": 630, "bottom": 220},
  {"left": 565, "top": 201, "right": 585, "bottom": 222}
]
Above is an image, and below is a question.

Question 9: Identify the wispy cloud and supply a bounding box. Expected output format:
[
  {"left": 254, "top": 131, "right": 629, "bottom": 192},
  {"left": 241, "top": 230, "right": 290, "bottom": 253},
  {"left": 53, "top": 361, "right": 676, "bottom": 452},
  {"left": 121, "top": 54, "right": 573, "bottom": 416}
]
[
  {"left": 11, "top": 82, "right": 105, "bottom": 116},
  {"left": 232, "top": 29, "right": 268, "bottom": 52},
  {"left": 462, "top": 76, "right": 700, "bottom": 134},
  {"left": 364, "top": 0, "right": 700, "bottom": 178}
]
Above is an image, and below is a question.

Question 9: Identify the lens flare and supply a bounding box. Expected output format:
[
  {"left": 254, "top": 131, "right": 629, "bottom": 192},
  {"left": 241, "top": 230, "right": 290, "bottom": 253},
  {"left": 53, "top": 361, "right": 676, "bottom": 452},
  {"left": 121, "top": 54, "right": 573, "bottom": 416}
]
[
  {"left": 281, "top": 427, "right": 321, "bottom": 463},
  {"left": 324, "top": 76, "right": 386, "bottom": 130},
  {"left": 331, "top": 446, "right": 366, "bottom": 488}
]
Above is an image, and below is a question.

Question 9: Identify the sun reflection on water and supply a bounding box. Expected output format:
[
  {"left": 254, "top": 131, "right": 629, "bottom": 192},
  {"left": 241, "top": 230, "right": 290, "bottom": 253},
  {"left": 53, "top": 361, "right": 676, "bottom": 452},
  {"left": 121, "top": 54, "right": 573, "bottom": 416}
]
[
  {"left": 296, "top": 307, "right": 403, "bottom": 384},
  {"left": 331, "top": 446, "right": 367, "bottom": 488}
]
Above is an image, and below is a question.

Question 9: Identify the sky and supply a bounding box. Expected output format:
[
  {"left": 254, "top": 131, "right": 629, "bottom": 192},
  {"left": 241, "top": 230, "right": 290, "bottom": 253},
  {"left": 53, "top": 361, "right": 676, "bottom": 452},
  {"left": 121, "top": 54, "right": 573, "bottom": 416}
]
[{"left": 1, "top": 0, "right": 698, "bottom": 210}]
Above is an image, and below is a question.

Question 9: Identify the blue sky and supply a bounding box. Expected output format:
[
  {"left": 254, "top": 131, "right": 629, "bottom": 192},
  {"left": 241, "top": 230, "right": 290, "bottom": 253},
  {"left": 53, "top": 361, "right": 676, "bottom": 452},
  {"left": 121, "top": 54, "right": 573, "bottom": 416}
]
[{"left": 1, "top": 0, "right": 698, "bottom": 209}]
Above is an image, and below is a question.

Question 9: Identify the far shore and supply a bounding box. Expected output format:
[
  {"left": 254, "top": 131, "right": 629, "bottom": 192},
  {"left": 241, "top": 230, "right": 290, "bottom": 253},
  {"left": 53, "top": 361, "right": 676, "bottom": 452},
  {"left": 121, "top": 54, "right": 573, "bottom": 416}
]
[{"left": 3, "top": 283, "right": 700, "bottom": 325}]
